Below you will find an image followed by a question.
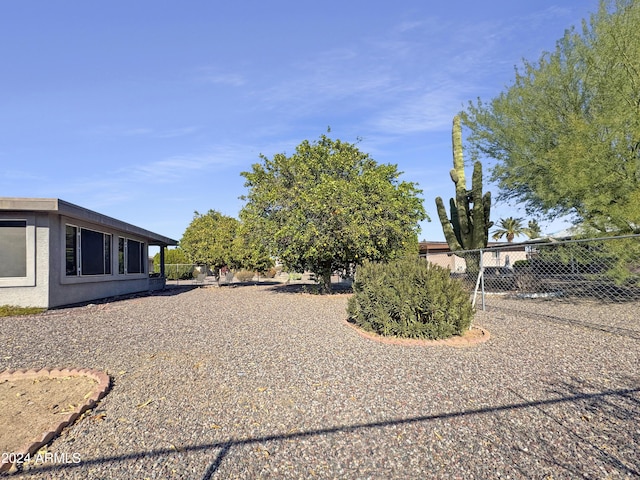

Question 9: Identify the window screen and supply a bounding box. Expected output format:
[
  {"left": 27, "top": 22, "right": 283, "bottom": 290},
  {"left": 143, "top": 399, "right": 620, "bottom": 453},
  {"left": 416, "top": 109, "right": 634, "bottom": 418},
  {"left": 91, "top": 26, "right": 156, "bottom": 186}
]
[
  {"left": 66, "top": 225, "right": 78, "bottom": 276},
  {"left": 81, "top": 229, "right": 105, "bottom": 275},
  {"left": 118, "top": 237, "right": 125, "bottom": 274},
  {"left": 127, "top": 239, "right": 144, "bottom": 274},
  {"left": 79, "top": 228, "right": 111, "bottom": 275}
]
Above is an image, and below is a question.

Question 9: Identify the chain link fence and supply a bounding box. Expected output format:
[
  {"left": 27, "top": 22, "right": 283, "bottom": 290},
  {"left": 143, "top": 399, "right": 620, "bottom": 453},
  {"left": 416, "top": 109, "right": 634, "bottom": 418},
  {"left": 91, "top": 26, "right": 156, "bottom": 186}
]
[{"left": 435, "top": 235, "right": 640, "bottom": 322}]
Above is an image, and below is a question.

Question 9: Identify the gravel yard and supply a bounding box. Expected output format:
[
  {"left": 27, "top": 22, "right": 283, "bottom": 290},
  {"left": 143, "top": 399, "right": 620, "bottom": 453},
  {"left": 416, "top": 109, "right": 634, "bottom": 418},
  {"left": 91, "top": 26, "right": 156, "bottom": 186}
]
[{"left": 1, "top": 284, "right": 639, "bottom": 479}]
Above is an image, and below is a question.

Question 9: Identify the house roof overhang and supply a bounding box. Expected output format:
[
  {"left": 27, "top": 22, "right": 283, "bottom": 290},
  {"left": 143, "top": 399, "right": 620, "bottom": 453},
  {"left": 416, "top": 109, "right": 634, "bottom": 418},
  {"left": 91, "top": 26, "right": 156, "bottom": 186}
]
[{"left": 0, "top": 197, "right": 178, "bottom": 246}]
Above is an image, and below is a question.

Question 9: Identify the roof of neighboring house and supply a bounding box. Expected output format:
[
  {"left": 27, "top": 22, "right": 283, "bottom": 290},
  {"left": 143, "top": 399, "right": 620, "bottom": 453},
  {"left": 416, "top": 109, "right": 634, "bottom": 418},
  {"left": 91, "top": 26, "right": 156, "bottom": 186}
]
[
  {"left": 419, "top": 240, "right": 528, "bottom": 254},
  {"left": 0, "top": 197, "right": 178, "bottom": 246}
]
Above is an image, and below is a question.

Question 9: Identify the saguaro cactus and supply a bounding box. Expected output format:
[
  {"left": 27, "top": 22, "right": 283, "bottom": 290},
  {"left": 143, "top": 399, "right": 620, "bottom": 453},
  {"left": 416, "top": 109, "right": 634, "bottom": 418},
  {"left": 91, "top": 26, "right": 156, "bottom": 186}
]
[{"left": 435, "top": 116, "right": 492, "bottom": 272}]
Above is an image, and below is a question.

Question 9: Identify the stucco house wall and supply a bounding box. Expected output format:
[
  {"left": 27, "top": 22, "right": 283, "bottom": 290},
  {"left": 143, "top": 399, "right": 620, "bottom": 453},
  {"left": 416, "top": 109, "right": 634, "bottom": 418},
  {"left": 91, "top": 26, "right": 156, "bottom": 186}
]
[
  {"left": 0, "top": 198, "right": 177, "bottom": 308},
  {"left": 419, "top": 241, "right": 529, "bottom": 272}
]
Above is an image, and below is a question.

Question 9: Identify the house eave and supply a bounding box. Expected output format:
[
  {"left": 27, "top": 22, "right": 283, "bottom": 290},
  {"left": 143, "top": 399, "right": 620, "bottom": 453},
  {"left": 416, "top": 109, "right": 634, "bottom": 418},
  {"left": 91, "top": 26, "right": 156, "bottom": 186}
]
[{"left": 0, "top": 197, "right": 178, "bottom": 246}]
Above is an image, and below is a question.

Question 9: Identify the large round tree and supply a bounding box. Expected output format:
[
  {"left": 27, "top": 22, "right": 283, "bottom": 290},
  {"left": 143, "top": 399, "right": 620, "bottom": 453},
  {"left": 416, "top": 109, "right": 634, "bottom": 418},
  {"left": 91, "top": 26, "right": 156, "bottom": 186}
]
[{"left": 240, "top": 134, "right": 428, "bottom": 291}]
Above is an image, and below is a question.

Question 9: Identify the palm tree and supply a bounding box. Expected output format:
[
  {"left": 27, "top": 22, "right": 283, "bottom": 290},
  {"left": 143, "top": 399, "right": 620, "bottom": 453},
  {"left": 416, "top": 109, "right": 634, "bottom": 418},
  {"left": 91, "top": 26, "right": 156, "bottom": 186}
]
[
  {"left": 492, "top": 217, "right": 524, "bottom": 242},
  {"left": 523, "top": 219, "right": 542, "bottom": 239}
]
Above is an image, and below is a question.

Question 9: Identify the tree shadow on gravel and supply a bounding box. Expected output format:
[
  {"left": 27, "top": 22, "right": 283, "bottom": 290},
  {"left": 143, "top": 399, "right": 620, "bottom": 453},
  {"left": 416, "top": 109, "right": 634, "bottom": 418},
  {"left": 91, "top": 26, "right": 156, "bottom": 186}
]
[
  {"left": 267, "top": 282, "right": 353, "bottom": 295},
  {"left": 14, "top": 386, "right": 640, "bottom": 479},
  {"left": 45, "top": 285, "right": 199, "bottom": 312}
]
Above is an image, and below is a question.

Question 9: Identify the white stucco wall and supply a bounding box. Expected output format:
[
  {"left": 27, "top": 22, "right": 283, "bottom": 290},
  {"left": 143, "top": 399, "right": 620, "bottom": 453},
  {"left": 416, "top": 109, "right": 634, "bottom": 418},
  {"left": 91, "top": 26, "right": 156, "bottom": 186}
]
[{"left": 0, "top": 213, "right": 51, "bottom": 308}]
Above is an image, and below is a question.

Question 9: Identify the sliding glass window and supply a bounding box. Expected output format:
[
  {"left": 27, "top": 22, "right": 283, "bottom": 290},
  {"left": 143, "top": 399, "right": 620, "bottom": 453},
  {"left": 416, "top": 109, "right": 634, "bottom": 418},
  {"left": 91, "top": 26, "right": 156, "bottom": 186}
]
[
  {"left": 66, "top": 225, "right": 112, "bottom": 276},
  {"left": 118, "top": 237, "right": 145, "bottom": 274}
]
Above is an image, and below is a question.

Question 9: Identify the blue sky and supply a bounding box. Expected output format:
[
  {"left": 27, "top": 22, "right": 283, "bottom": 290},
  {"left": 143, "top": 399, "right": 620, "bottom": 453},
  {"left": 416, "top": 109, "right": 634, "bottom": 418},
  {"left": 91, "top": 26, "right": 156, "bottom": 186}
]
[{"left": 1, "top": 1, "right": 600, "bottom": 247}]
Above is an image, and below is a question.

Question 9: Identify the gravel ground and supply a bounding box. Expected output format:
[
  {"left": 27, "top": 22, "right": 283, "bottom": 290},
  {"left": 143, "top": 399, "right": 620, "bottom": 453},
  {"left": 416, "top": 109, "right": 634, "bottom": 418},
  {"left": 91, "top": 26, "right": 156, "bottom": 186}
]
[{"left": 1, "top": 283, "right": 639, "bottom": 479}]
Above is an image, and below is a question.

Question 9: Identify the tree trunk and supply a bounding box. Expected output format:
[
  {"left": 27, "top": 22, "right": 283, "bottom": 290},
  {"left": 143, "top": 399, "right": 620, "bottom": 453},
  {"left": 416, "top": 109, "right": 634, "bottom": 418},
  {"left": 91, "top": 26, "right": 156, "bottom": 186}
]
[{"left": 316, "top": 263, "right": 333, "bottom": 293}]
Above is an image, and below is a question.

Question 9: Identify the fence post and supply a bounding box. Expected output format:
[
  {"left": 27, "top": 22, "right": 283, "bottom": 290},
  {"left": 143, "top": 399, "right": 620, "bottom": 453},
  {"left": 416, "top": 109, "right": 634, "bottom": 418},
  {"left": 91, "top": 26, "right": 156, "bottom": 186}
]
[{"left": 480, "top": 248, "right": 485, "bottom": 311}]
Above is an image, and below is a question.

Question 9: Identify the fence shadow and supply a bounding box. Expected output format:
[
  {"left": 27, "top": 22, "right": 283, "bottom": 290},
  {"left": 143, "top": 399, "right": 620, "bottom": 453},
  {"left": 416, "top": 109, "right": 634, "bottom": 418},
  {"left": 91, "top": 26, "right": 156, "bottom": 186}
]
[{"left": 15, "top": 386, "right": 640, "bottom": 478}]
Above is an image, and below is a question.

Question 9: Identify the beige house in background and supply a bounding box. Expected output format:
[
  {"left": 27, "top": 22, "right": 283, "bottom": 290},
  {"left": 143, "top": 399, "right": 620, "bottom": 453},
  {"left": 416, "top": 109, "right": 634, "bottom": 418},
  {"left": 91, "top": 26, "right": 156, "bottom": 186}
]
[
  {"left": 0, "top": 198, "right": 177, "bottom": 308},
  {"left": 419, "top": 241, "right": 529, "bottom": 272}
]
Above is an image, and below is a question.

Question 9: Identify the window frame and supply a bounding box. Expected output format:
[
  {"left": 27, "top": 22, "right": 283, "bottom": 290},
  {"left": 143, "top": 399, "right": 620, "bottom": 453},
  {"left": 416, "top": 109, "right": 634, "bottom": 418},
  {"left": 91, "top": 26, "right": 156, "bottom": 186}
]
[
  {"left": 64, "top": 224, "right": 113, "bottom": 277},
  {"left": 118, "top": 236, "right": 146, "bottom": 275}
]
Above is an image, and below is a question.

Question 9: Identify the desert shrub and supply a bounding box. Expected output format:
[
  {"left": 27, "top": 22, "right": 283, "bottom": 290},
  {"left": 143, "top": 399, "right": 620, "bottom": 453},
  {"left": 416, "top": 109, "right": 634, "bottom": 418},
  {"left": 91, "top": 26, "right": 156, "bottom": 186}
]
[
  {"left": 235, "top": 270, "right": 256, "bottom": 282},
  {"left": 347, "top": 258, "right": 474, "bottom": 340},
  {"left": 288, "top": 272, "right": 303, "bottom": 281},
  {"left": 261, "top": 267, "right": 278, "bottom": 278}
]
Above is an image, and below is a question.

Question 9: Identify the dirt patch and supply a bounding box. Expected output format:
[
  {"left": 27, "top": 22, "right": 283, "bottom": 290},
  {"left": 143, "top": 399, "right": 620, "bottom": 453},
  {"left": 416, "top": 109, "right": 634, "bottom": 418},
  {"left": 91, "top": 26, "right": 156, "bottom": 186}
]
[
  {"left": 0, "top": 369, "right": 110, "bottom": 473},
  {"left": 343, "top": 320, "right": 490, "bottom": 346}
]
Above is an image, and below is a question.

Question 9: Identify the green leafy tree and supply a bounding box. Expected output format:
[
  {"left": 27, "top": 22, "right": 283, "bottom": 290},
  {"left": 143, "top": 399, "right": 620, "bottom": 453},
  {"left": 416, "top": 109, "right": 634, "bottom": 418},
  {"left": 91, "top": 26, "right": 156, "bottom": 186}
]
[
  {"left": 524, "top": 220, "right": 543, "bottom": 239},
  {"left": 180, "top": 210, "right": 238, "bottom": 277},
  {"left": 492, "top": 217, "right": 524, "bottom": 242},
  {"left": 229, "top": 223, "right": 274, "bottom": 274},
  {"left": 463, "top": 0, "right": 640, "bottom": 234},
  {"left": 240, "top": 133, "right": 428, "bottom": 292}
]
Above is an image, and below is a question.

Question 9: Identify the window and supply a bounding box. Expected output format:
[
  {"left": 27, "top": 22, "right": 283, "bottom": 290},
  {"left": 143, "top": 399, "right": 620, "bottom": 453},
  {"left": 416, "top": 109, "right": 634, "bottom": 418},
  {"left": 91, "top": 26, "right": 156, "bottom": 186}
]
[
  {"left": 0, "top": 220, "right": 27, "bottom": 277},
  {"left": 127, "top": 239, "right": 144, "bottom": 274},
  {"left": 118, "top": 237, "right": 145, "bottom": 274},
  {"left": 66, "top": 225, "right": 112, "bottom": 276},
  {"left": 118, "top": 237, "right": 125, "bottom": 274},
  {"left": 66, "top": 225, "right": 78, "bottom": 276}
]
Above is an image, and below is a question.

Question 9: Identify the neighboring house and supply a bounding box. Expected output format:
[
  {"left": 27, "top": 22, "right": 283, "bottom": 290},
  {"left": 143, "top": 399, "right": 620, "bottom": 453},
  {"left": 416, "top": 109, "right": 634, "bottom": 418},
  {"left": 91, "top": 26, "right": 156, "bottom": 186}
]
[
  {"left": 419, "top": 241, "right": 529, "bottom": 272},
  {"left": 0, "top": 198, "right": 178, "bottom": 308}
]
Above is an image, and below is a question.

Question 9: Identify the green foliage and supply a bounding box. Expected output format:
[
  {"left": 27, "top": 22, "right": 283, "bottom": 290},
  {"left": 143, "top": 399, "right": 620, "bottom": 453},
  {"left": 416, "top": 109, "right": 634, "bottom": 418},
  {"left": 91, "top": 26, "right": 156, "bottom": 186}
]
[
  {"left": 0, "top": 305, "right": 45, "bottom": 317},
  {"left": 534, "top": 237, "right": 640, "bottom": 285},
  {"left": 287, "top": 272, "right": 303, "bottom": 281},
  {"left": 164, "top": 264, "right": 195, "bottom": 280},
  {"left": 524, "top": 220, "right": 543, "bottom": 239},
  {"left": 512, "top": 259, "right": 531, "bottom": 270},
  {"left": 180, "top": 210, "right": 239, "bottom": 275},
  {"left": 603, "top": 237, "right": 640, "bottom": 285},
  {"left": 152, "top": 247, "right": 193, "bottom": 280},
  {"left": 240, "top": 133, "right": 428, "bottom": 292},
  {"left": 153, "top": 247, "right": 189, "bottom": 267},
  {"left": 229, "top": 222, "right": 274, "bottom": 273},
  {"left": 463, "top": 0, "right": 640, "bottom": 234},
  {"left": 492, "top": 217, "right": 525, "bottom": 242},
  {"left": 347, "top": 258, "right": 474, "bottom": 340}
]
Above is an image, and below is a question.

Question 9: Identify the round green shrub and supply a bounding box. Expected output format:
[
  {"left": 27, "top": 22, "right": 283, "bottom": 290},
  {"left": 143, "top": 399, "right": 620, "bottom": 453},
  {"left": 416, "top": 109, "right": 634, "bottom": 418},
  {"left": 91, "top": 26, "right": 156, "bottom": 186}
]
[{"left": 347, "top": 258, "right": 474, "bottom": 340}]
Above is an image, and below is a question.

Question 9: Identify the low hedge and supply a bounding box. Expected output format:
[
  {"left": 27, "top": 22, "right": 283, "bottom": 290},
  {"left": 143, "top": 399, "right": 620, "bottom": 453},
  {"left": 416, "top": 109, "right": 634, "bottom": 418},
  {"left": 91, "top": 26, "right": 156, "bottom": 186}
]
[
  {"left": 235, "top": 270, "right": 256, "bottom": 282},
  {"left": 347, "top": 258, "right": 474, "bottom": 340}
]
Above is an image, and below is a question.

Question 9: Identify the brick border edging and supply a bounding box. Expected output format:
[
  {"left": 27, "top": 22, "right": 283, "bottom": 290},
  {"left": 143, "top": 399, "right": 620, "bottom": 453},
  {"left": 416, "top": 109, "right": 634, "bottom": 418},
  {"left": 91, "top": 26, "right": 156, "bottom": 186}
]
[
  {"left": 343, "top": 319, "right": 490, "bottom": 347},
  {"left": 0, "top": 368, "right": 111, "bottom": 473}
]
